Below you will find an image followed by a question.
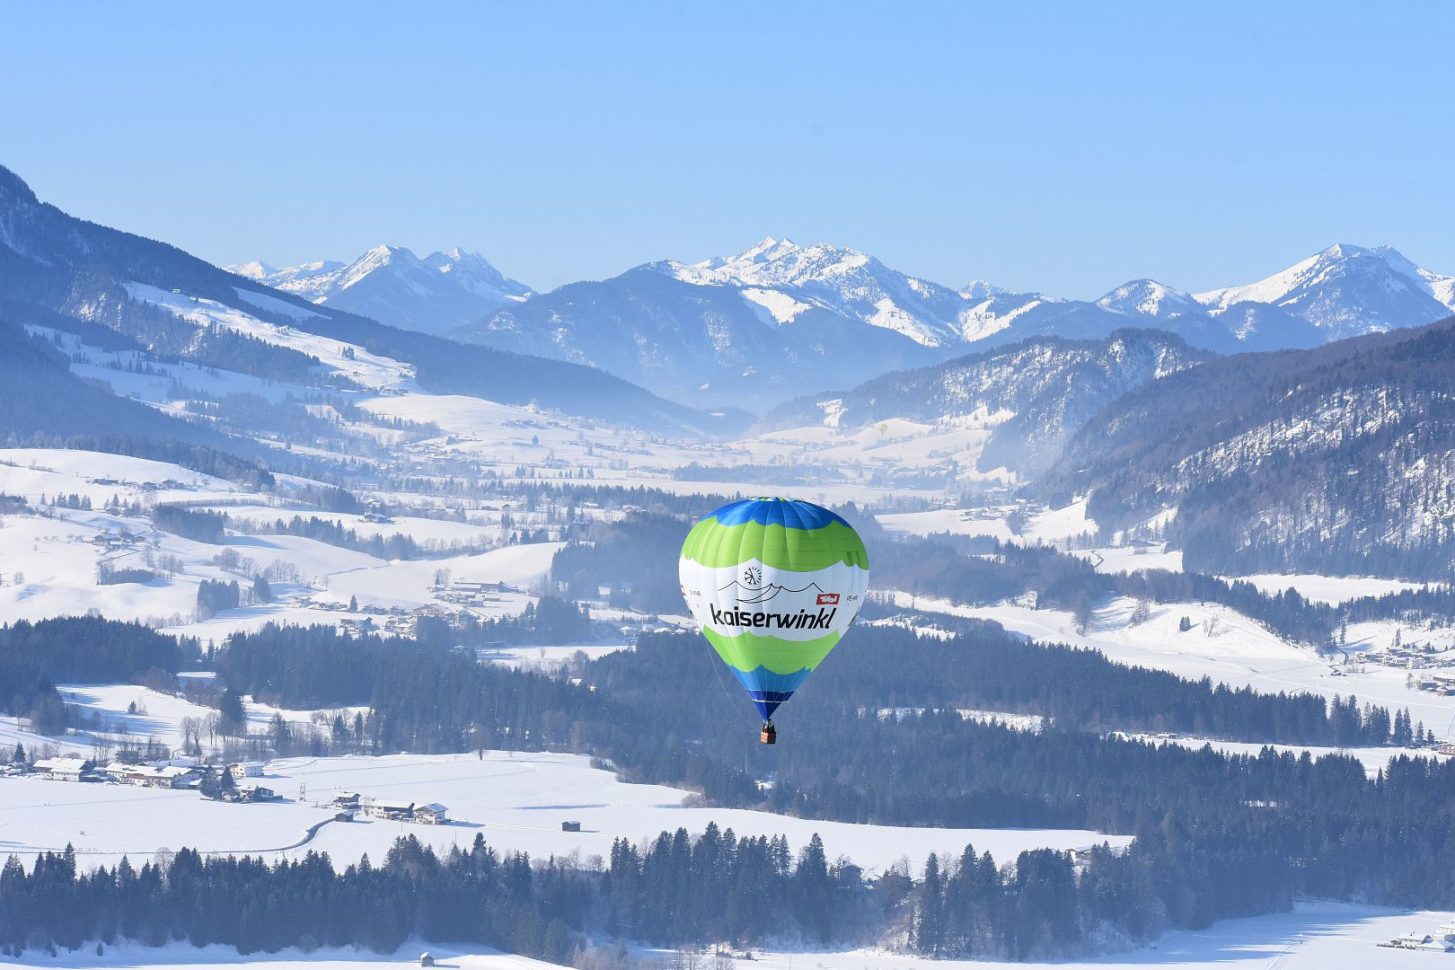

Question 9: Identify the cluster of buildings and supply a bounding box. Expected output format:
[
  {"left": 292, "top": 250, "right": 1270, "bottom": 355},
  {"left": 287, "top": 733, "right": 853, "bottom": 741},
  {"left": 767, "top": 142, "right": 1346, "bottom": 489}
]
[
  {"left": 1411, "top": 670, "right": 1455, "bottom": 696},
  {"left": 11, "top": 754, "right": 276, "bottom": 801},
  {"left": 332, "top": 791, "right": 449, "bottom": 825},
  {"left": 437, "top": 579, "right": 520, "bottom": 607},
  {"left": 1355, "top": 643, "right": 1455, "bottom": 674},
  {"left": 1379, "top": 919, "right": 1455, "bottom": 951},
  {"left": 295, "top": 596, "right": 491, "bottom": 637}
]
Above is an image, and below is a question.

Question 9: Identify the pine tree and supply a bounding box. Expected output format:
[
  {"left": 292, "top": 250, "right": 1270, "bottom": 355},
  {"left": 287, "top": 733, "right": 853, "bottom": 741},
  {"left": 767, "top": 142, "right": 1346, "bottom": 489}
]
[{"left": 914, "top": 853, "right": 945, "bottom": 955}]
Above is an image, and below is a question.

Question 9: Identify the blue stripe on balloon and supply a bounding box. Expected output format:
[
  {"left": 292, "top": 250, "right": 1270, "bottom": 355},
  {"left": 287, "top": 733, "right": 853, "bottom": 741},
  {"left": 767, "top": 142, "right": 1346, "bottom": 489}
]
[
  {"left": 731, "top": 666, "right": 812, "bottom": 720},
  {"left": 712, "top": 497, "right": 847, "bottom": 530}
]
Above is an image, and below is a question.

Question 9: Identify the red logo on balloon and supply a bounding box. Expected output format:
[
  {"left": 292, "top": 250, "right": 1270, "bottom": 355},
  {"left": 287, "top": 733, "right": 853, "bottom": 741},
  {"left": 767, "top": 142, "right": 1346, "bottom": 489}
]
[{"left": 816, "top": 593, "right": 840, "bottom": 605}]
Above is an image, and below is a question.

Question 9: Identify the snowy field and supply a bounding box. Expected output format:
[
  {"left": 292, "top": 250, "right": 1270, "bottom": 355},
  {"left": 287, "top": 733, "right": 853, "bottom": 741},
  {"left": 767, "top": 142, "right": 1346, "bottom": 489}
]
[
  {"left": 891, "top": 593, "right": 1455, "bottom": 738},
  {"left": 875, "top": 499, "right": 1095, "bottom": 544},
  {"left": 0, "top": 752, "right": 1127, "bottom": 875},
  {"left": 1073, "top": 545, "right": 1185, "bottom": 574},
  {"left": 1116, "top": 733, "right": 1448, "bottom": 777},
  {"left": 0, "top": 448, "right": 569, "bottom": 637},
  {"left": 1237, "top": 573, "right": 1435, "bottom": 605},
  {"left": 5, "top": 902, "right": 1452, "bottom": 969},
  {"left": 876, "top": 507, "right": 1015, "bottom": 541},
  {"left": 740, "top": 903, "right": 1455, "bottom": 969}
]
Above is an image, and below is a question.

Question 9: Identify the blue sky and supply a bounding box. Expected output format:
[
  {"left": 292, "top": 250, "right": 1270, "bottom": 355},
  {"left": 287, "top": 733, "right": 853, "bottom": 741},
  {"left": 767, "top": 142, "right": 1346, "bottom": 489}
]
[{"left": 4, "top": 1, "right": 1452, "bottom": 297}]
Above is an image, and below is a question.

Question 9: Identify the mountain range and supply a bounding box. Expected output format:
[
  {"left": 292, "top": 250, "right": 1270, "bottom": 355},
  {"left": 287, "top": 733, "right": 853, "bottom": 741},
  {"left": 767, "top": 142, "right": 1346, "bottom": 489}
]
[
  {"left": 7, "top": 158, "right": 1455, "bottom": 579},
  {"left": 255, "top": 235, "right": 1455, "bottom": 411},
  {"left": 231, "top": 246, "right": 533, "bottom": 336},
  {"left": 0, "top": 164, "right": 730, "bottom": 439}
]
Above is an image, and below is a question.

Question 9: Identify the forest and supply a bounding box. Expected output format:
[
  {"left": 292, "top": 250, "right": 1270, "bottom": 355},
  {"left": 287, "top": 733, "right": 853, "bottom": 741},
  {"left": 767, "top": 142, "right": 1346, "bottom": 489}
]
[{"left": 5, "top": 611, "right": 1455, "bottom": 960}]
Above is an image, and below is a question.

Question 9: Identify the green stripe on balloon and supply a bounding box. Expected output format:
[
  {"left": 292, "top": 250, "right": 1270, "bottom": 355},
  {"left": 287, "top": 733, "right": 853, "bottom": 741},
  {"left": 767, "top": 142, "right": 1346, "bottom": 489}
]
[
  {"left": 680, "top": 518, "right": 869, "bottom": 571},
  {"left": 703, "top": 627, "right": 844, "bottom": 675}
]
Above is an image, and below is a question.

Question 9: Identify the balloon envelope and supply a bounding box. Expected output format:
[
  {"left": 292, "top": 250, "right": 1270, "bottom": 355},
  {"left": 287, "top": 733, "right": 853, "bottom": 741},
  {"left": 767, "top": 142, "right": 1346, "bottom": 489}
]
[{"left": 679, "top": 497, "right": 869, "bottom": 721}]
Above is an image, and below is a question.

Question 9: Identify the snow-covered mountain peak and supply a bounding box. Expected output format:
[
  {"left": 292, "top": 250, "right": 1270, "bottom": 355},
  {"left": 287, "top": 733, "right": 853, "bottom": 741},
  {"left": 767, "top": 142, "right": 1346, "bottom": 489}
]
[
  {"left": 1097, "top": 279, "right": 1201, "bottom": 319},
  {"left": 734, "top": 236, "right": 801, "bottom": 264},
  {"left": 960, "top": 280, "right": 1009, "bottom": 301},
  {"left": 679, "top": 237, "right": 872, "bottom": 289},
  {"left": 1194, "top": 243, "right": 1455, "bottom": 339},
  {"left": 337, "top": 244, "right": 421, "bottom": 289},
  {"left": 422, "top": 248, "right": 531, "bottom": 302},
  {"left": 228, "top": 260, "right": 276, "bottom": 280},
  {"left": 235, "top": 244, "right": 533, "bottom": 335}
]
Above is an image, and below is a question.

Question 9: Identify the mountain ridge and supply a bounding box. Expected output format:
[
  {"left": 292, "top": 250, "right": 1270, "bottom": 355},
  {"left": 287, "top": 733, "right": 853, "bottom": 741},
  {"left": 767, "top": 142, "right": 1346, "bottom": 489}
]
[
  {"left": 231, "top": 244, "right": 533, "bottom": 336},
  {"left": 0, "top": 163, "right": 733, "bottom": 437},
  {"left": 439, "top": 237, "right": 1455, "bottom": 410}
]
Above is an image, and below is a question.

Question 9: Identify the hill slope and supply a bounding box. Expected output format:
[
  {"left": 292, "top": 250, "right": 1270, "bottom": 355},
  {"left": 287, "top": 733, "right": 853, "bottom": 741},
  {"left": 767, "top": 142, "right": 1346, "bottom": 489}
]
[
  {"left": 0, "top": 164, "right": 729, "bottom": 436},
  {"left": 755, "top": 330, "right": 1208, "bottom": 481},
  {"left": 1042, "top": 316, "right": 1455, "bottom": 578}
]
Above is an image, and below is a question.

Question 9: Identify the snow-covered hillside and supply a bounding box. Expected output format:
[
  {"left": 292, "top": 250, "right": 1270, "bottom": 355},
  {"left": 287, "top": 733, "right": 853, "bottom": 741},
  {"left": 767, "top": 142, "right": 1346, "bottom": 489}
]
[
  {"left": 0, "top": 449, "right": 564, "bottom": 636},
  {"left": 754, "top": 330, "right": 1205, "bottom": 483}
]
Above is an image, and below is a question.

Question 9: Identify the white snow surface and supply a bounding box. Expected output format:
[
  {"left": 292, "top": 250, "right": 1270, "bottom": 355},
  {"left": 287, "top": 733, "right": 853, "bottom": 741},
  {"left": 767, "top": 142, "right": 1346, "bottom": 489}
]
[
  {"left": 124, "top": 283, "right": 415, "bottom": 390},
  {"left": 740, "top": 902, "right": 1455, "bottom": 969},
  {"left": 0, "top": 752, "right": 1127, "bottom": 874},
  {"left": 891, "top": 593, "right": 1455, "bottom": 738},
  {"left": 1235, "top": 573, "right": 1433, "bottom": 605},
  {"left": 8, "top": 902, "right": 1453, "bottom": 969}
]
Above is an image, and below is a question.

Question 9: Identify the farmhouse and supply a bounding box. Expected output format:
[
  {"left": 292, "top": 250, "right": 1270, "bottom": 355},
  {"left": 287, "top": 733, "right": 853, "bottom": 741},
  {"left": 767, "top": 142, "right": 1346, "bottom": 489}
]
[
  {"left": 107, "top": 763, "right": 200, "bottom": 789},
  {"left": 32, "top": 755, "right": 95, "bottom": 782},
  {"left": 236, "top": 782, "right": 278, "bottom": 801},
  {"left": 413, "top": 802, "right": 449, "bottom": 824},
  {"left": 361, "top": 796, "right": 415, "bottom": 820}
]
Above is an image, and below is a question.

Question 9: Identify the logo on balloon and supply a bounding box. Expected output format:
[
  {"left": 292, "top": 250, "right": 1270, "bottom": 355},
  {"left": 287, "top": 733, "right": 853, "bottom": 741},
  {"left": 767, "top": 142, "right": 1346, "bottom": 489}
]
[{"left": 816, "top": 593, "right": 840, "bottom": 605}]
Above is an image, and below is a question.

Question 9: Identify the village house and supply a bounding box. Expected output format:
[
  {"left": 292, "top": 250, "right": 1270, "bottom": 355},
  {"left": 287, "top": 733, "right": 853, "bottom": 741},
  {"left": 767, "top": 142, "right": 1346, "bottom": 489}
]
[
  {"left": 360, "top": 796, "right": 415, "bottom": 820},
  {"left": 32, "top": 755, "right": 95, "bottom": 782},
  {"left": 413, "top": 802, "right": 449, "bottom": 824},
  {"left": 236, "top": 782, "right": 278, "bottom": 802},
  {"left": 106, "top": 763, "right": 200, "bottom": 789}
]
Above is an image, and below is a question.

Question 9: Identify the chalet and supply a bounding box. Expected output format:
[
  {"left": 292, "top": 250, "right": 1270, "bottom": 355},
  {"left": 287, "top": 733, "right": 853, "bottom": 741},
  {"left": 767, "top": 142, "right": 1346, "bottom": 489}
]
[
  {"left": 236, "top": 783, "right": 278, "bottom": 802},
  {"left": 228, "top": 762, "right": 265, "bottom": 778},
  {"left": 418, "top": 953, "right": 435, "bottom": 968},
  {"left": 414, "top": 802, "right": 449, "bottom": 825},
  {"left": 561, "top": 820, "right": 582, "bottom": 832},
  {"left": 361, "top": 796, "right": 415, "bottom": 820},
  {"left": 333, "top": 790, "right": 361, "bottom": 809},
  {"left": 109, "top": 764, "right": 200, "bottom": 789},
  {"left": 32, "top": 755, "right": 95, "bottom": 782}
]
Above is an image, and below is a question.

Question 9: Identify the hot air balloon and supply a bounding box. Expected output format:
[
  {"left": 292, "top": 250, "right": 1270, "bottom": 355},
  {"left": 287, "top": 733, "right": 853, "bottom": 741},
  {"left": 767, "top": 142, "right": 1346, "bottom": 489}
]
[{"left": 679, "top": 497, "right": 869, "bottom": 743}]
